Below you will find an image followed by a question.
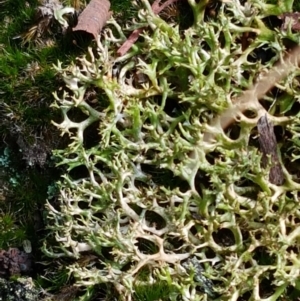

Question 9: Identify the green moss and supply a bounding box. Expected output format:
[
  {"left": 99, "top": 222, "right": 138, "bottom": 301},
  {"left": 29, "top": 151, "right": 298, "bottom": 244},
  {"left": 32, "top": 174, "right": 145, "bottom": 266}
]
[
  {"left": 0, "top": 0, "right": 38, "bottom": 44},
  {"left": 133, "top": 281, "right": 177, "bottom": 301},
  {"left": 0, "top": 0, "right": 68, "bottom": 267},
  {"left": 0, "top": 212, "right": 26, "bottom": 249},
  {"left": 110, "top": 0, "right": 137, "bottom": 20},
  {"left": 35, "top": 264, "right": 70, "bottom": 292}
]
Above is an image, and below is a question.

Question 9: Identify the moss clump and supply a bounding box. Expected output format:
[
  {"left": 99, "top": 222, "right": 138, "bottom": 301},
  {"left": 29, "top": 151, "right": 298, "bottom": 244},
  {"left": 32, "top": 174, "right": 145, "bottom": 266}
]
[{"left": 133, "top": 281, "right": 177, "bottom": 301}]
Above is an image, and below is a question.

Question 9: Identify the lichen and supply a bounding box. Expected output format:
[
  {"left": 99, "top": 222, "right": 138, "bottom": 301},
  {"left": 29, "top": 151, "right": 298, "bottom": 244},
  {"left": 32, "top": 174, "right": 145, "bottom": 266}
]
[{"left": 44, "top": 0, "right": 300, "bottom": 300}]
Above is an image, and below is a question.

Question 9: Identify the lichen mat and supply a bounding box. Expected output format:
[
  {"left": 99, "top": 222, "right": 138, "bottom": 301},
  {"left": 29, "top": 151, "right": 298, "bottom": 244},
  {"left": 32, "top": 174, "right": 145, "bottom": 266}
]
[{"left": 43, "top": 0, "right": 300, "bottom": 300}]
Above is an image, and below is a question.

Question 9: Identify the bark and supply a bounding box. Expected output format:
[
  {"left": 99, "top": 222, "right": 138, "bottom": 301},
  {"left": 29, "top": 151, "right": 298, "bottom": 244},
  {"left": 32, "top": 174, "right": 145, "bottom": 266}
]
[
  {"left": 257, "top": 115, "right": 284, "bottom": 185},
  {"left": 73, "top": 0, "right": 111, "bottom": 40}
]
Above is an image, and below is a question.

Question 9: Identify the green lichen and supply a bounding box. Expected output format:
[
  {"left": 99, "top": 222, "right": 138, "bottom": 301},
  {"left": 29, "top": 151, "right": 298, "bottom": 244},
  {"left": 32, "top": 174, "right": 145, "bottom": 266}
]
[{"left": 44, "top": 0, "right": 300, "bottom": 300}]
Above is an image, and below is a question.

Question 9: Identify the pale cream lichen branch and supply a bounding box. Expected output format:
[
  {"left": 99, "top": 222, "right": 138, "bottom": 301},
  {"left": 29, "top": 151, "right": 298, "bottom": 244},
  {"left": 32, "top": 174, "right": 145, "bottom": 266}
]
[{"left": 204, "top": 45, "right": 300, "bottom": 144}]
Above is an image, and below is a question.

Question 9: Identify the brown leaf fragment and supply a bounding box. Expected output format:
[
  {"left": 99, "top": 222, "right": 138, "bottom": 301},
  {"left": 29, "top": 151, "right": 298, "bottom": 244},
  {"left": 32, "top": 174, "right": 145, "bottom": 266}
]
[
  {"left": 279, "top": 12, "right": 300, "bottom": 32},
  {"left": 257, "top": 115, "right": 284, "bottom": 185},
  {"left": 73, "top": 0, "right": 111, "bottom": 40}
]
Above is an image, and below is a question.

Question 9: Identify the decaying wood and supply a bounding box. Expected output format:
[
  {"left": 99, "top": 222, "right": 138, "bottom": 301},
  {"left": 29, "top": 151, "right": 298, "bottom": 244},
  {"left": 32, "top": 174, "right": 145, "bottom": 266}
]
[
  {"left": 257, "top": 115, "right": 284, "bottom": 185},
  {"left": 117, "top": 0, "right": 179, "bottom": 56},
  {"left": 73, "top": 0, "right": 111, "bottom": 40},
  {"left": 203, "top": 45, "right": 300, "bottom": 143}
]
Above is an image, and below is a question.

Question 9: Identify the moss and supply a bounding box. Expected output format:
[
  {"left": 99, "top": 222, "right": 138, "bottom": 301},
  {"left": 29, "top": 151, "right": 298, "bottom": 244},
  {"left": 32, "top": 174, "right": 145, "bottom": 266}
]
[
  {"left": 0, "top": 0, "right": 70, "bottom": 275},
  {"left": 0, "top": 212, "right": 26, "bottom": 249},
  {"left": 0, "top": 0, "right": 38, "bottom": 40},
  {"left": 133, "top": 281, "right": 177, "bottom": 301},
  {"left": 110, "top": 0, "right": 137, "bottom": 20}
]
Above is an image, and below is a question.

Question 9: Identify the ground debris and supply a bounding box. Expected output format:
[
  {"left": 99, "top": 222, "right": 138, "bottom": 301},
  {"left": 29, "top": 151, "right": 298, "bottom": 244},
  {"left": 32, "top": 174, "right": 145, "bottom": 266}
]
[
  {"left": 182, "top": 256, "right": 217, "bottom": 298},
  {"left": 0, "top": 248, "right": 32, "bottom": 277},
  {"left": 72, "top": 0, "right": 111, "bottom": 40},
  {"left": 257, "top": 115, "right": 284, "bottom": 185}
]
